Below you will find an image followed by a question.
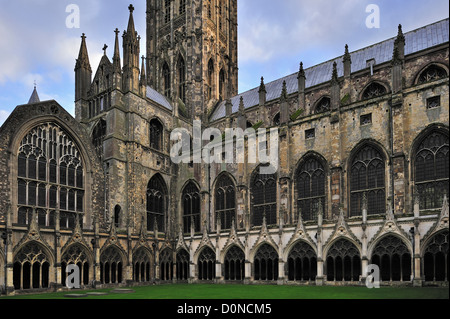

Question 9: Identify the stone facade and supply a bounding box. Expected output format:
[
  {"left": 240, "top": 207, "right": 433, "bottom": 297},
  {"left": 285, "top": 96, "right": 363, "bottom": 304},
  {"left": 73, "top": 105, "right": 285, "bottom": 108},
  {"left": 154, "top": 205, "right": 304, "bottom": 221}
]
[{"left": 0, "top": 3, "right": 448, "bottom": 295}]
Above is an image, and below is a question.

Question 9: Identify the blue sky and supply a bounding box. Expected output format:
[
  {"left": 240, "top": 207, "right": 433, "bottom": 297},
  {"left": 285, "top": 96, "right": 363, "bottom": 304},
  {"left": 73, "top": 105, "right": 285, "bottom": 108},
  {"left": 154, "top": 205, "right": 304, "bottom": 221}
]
[{"left": 0, "top": 0, "right": 448, "bottom": 126}]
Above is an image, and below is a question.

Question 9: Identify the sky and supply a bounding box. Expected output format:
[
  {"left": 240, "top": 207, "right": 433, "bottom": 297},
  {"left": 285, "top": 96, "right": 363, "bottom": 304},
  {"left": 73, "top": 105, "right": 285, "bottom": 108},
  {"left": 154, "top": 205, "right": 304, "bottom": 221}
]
[{"left": 0, "top": 0, "right": 448, "bottom": 126}]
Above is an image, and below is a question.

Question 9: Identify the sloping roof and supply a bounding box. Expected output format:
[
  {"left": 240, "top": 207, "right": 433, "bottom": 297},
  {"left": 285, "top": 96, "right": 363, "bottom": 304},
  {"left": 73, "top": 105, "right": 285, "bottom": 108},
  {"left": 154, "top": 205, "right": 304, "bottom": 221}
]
[
  {"left": 28, "top": 87, "right": 40, "bottom": 104},
  {"left": 210, "top": 18, "right": 449, "bottom": 122},
  {"left": 146, "top": 86, "right": 173, "bottom": 111}
]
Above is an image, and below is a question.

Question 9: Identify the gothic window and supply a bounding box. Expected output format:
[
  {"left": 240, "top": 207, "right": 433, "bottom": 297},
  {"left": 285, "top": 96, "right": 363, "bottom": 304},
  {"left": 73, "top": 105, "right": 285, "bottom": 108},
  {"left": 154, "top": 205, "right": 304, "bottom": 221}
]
[
  {"left": 287, "top": 241, "right": 317, "bottom": 282},
  {"left": 164, "top": 0, "right": 171, "bottom": 23},
  {"left": 371, "top": 235, "right": 411, "bottom": 282},
  {"left": 362, "top": 82, "right": 387, "bottom": 100},
  {"left": 100, "top": 246, "right": 123, "bottom": 284},
  {"left": 177, "top": 57, "right": 186, "bottom": 104},
  {"left": 224, "top": 246, "right": 245, "bottom": 281},
  {"left": 179, "top": 0, "right": 186, "bottom": 15},
  {"left": 296, "top": 156, "right": 326, "bottom": 221},
  {"left": 350, "top": 144, "right": 385, "bottom": 217},
  {"left": 13, "top": 242, "right": 50, "bottom": 290},
  {"left": 418, "top": 65, "right": 447, "bottom": 84},
  {"left": 163, "top": 62, "right": 171, "bottom": 98},
  {"left": 219, "top": 69, "right": 225, "bottom": 101},
  {"left": 61, "top": 244, "right": 90, "bottom": 286},
  {"left": 114, "top": 205, "right": 122, "bottom": 228},
  {"left": 254, "top": 244, "right": 279, "bottom": 281},
  {"left": 414, "top": 131, "right": 449, "bottom": 210},
  {"left": 314, "top": 97, "right": 331, "bottom": 114},
  {"left": 133, "top": 248, "right": 151, "bottom": 282},
  {"left": 150, "top": 119, "right": 164, "bottom": 151},
  {"left": 176, "top": 249, "right": 190, "bottom": 280},
  {"left": 251, "top": 168, "right": 277, "bottom": 227},
  {"left": 160, "top": 249, "right": 174, "bottom": 281},
  {"left": 273, "top": 113, "right": 280, "bottom": 126},
  {"left": 92, "top": 119, "right": 106, "bottom": 158},
  {"left": 423, "top": 230, "right": 448, "bottom": 282},
  {"left": 207, "top": 0, "right": 212, "bottom": 19},
  {"left": 182, "top": 182, "right": 201, "bottom": 233},
  {"left": 215, "top": 175, "right": 236, "bottom": 230},
  {"left": 207, "top": 59, "right": 214, "bottom": 100},
  {"left": 17, "top": 123, "right": 84, "bottom": 229},
  {"left": 198, "top": 247, "right": 216, "bottom": 280},
  {"left": 326, "top": 239, "right": 361, "bottom": 282},
  {"left": 147, "top": 175, "right": 167, "bottom": 232}
]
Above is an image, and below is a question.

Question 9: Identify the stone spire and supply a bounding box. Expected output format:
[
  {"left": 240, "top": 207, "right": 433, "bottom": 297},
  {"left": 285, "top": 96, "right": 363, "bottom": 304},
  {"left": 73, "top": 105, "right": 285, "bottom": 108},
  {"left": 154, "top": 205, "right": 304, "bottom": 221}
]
[
  {"left": 113, "top": 28, "right": 121, "bottom": 73},
  {"left": 122, "top": 4, "right": 140, "bottom": 93},
  {"left": 28, "top": 83, "right": 40, "bottom": 104},
  {"left": 75, "top": 33, "right": 92, "bottom": 121},
  {"left": 343, "top": 44, "right": 352, "bottom": 78}
]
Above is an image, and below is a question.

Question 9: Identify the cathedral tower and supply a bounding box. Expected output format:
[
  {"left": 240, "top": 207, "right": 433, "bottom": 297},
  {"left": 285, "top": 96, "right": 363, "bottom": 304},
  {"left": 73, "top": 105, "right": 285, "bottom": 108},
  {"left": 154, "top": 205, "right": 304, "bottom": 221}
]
[{"left": 146, "top": 0, "right": 238, "bottom": 120}]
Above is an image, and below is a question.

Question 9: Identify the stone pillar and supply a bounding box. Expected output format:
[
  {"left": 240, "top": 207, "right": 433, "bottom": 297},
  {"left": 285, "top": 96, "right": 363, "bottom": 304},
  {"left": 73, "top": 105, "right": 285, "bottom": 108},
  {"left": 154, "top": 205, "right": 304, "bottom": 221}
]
[{"left": 316, "top": 228, "right": 324, "bottom": 286}]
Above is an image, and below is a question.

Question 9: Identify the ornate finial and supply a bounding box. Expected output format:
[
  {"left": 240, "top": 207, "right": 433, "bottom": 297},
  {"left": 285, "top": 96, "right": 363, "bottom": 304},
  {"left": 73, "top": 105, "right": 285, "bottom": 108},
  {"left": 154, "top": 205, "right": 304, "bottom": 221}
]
[
  {"left": 280, "top": 80, "right": 288, "bottom": 101},
  {"left": 115, "top": 28, "right": 119, "bottom": 35},
  {"left": 103, "top": 44, "right": 108, "bottom": 55},
  {"left": 298, "top": 62, "right": 305, "bottom": 78},
  {"left": 331, "top": 61, "right": 339, "bottom": 83},
  {"left": 344, "top": 44, "right": 351, "bottom": 63},
  {"left": 81, "top": 33, "right": 86, "bottom": 40},
  {"left": 128, "top": 4, "right": 135, "bottom": 13}
]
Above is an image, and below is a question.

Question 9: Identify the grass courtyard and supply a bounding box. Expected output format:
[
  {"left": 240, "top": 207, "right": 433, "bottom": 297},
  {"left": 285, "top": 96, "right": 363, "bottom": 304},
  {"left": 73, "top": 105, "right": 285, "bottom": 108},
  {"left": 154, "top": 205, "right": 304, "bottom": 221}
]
[{"left": 1, "top": 284, "right": 448, "bottom": 300}]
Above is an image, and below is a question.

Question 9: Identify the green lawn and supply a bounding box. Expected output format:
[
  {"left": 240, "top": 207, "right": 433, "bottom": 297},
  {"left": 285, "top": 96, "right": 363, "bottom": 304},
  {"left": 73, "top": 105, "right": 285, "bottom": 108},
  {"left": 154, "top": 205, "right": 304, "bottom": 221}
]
[{"left": 1, "top": 284, "right": 448, "bottom": 300}]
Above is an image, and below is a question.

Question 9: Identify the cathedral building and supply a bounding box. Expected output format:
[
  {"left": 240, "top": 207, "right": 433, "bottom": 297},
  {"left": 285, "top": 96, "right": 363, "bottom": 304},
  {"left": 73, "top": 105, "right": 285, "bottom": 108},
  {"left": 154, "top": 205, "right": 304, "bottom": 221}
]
[{"left": 0, "top": 1, "right": 448, "bottom": 295}]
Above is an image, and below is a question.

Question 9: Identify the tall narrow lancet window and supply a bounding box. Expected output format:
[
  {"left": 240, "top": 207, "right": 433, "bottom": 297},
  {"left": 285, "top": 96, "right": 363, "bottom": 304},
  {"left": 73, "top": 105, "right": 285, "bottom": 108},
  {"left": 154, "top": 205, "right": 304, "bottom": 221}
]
[
  {"left": 296, "top": 156, "right": 326, "bottom": 221},
  {"left": 92, "top": 119, "right": 106, "bottom": 158},
  {"left": 146, "top": 175, "right": 167, "bottom": 232},
  {"left": 164, "top": 0, "right": 171, "bottom": 23},
  {"left": 150, "top": 119, "right": 164, "bottom": 151},
  {"left": 350, "top": 144, "right": 385, "bottom": 216},
  {"left": 219, "top": 69, "right": 225, "bottom": 101},
  {"left": 17, "top": 123, "right": 84, "bottom": 229},
  {"left": 207, "top": 59, "right": 214, "bottom": 100},
  {"left": 215, "top": 175, "right": 236, "bottom": 230},
  {"left": 414, "top": 131, "right": 449, "bottom": 210},
  {"left": 163, "top": 62, "right": 171, "bottom": 98},
  {"left": 179, "top": 0, "right": 186, "bottom": 15},
  {"left": 177, "top": 56, "right": 186, "bottom": 104},
  {"left": 182, "top": 182, "right": 201, "bottom": 234},
  {"left": 251, "top": 167, "right": 277, "bottom": 226}
]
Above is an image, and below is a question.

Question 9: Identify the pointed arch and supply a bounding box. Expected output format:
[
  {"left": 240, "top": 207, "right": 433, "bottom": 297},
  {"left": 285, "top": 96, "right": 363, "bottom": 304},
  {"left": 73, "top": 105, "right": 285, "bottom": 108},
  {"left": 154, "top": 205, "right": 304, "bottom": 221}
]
[
  {"left": 177, "top": 55, "right": 186, "bottom": 103},
  {"left": 253, "top": 243, "right": 279, "bottom": 281},
  {"left": 92, "top": 119, "right": 106, "bottom": 158},
  {"left": 99, "top": 245, "right": 126, "bottom": 284},
  {"left": 149, "top": 118, "right": 164, "bottom": 151},
  {"left": 207, "top": 58, "right": 215, "bottom": 100},
  {"left": 61, "top": 243, "right": 93, "bottom": 286},
  {"left": 349, "top": 141, "right": 387, "bottom": 217},
  {"left": 214, "top": 173, "right": 236, "bottom": 230},
  {"left": 223, "top": 245, "right": 245, "bottom": 281},
  {"left": 176, "top": 248, "right": 190, "bottom": 280},
  {"left": 182, "top": 180, "right": 201, "bottom": 233},
  {"left": 313, "top": 96, "right": 331, "bottom": 114},
  {"left": 414, "top": 63, "right": 448, "bottom": 85},
  {"left": 147, "top": 173, "right": 168, "bottom": 232},
  {"left": 286, "top": 240, "right": 317, "bottom": 282},
  {"left": 197, "top": 246, "right": 216, "bottom": 280},
  {"left": 219, "top": 68, "right": 226, "bottom": 101},
  {"left": 132, "top": 246, "right": 153, "bottom": 283},
  {"left": 361, "top": 81, "right": 389, "bottom": 100},
  {"left": 159, "top": 248, "right": 174, "bottom": 281},
  {"left": 422, "top": 229, "right": 448, "bottom": 282},
  {"left": 411, "top": 126, "right": 449, "bottom": 210},
  {"left": 294, "top": 152, "right": 327, "bottom": 222},
  {"left": 162, "top": 61, "right": 171, "bottom": 98},
  {"left": 250, "top": 165, "right": 277, "bottom": 227},
  {"left": 324, "top": 238, "right": 361, "bottom": 282}
]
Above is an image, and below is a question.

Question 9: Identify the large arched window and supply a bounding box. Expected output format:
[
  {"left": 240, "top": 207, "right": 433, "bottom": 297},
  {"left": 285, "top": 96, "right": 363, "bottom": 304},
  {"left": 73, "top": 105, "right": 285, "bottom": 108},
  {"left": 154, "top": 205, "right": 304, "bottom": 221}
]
[
  {"left": 17, "top": 123, "right": 84, "bottom": 229},
  {"left": 147, "top": 175, "right": 167, "bottom": 232},
  {"left": 182, "top": 182, "right": 201, "bottom": 233},
  {"left": 177, "top": 56, "right": 186, "bottom": 104},
  {"left": 150, "top": 119, "right": 164, "bottom": 151},
  {"left": 224, "top": 246, "right": 245, "bottom": 281},
  {"left": 164, "top": 0, "right": 171, "bottom": 23},
  {"left": 176, "top": 249, "right": 190, "bottom": 280},
  {"left": 414, "top": 131, "right": 449, "bottom": 210},
  {"left": 423, "top": 230, "right": 448, "bottom": 282},
  {"left": 198, "top": 247, "right": 216, "bottom": 280},
  {"left": 296, "top": 156, "right": 326, "bottom": 221},
  {"left": 163, "top": 62, "right": 171, "bottom": 98},
  {"left": 371, "top": 235, "right": 411, "bottom": 282},
  {"left": 251, "top": 168, "right": 277, "bottom": 226},
  {"left": 350, "top": 144, "right": 385, "bottom": 217},
  {"left": 92, "top": 119, "right": 106, "bottom": 158},
  {"left": 362, "top": 82, "right": 387, "bottom": 100},
  {"left": 326, "top": 239, "right": 361, "bottom": 282},
  {"left": 61, "top": 244, "right": 90, "bottom": 287},
  {"left": 254, "top": 244, "right": 279, "bottom": 281},
  {"left": 417, "top": 65, "right": 448, "bottom": 84},
  {"left": 100, "top": 246, "right": 123, "bottom": 284},
  {"left": 287, "top": 241, "right": 317, "bottom": 282},
  {"left": 13, "top": 243, "right": 51, "bottom": 290},
  {"left": 215, "top": 175, "right": 236, "bottom": 230}
]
